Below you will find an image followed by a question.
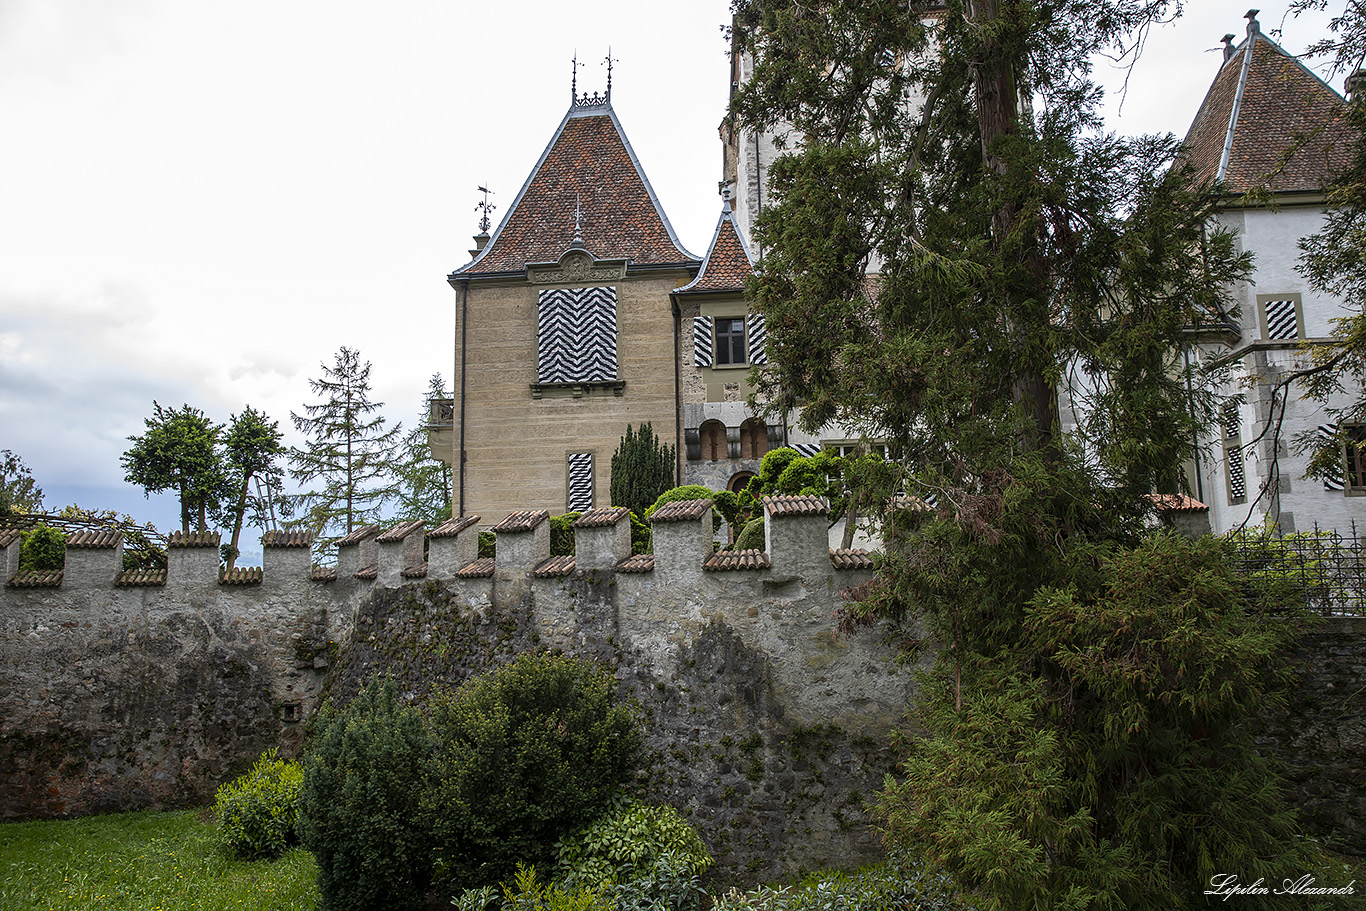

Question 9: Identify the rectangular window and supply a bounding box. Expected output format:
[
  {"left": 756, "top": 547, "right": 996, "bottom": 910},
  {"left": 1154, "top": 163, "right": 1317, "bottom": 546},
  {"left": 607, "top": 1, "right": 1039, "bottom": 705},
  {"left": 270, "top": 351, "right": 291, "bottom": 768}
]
[
  {"left": 1346, "top": 425, "right": 1366, "bottom": 492},
  {"left": 1257, "top": 293, "right": 1304, "bottom": 341},
  {"left": 538, "top": 287, "right": 617, "bottom": 384},
  {"left": 715, "top": 317, "right": 747, "bottom": 365},
  {"left": 567, "top": 452, "right": 594, "bottom": 512}
]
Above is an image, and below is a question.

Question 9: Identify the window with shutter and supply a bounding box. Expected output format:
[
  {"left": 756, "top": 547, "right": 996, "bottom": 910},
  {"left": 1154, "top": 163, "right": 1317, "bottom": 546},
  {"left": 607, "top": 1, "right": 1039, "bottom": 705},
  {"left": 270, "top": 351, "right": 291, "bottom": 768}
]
[
  {"left": 538, "top": 287, "right": 617, "bottom": 384},
  {"left": 567, "top": 452, "right": 594, "bottom": 512}
]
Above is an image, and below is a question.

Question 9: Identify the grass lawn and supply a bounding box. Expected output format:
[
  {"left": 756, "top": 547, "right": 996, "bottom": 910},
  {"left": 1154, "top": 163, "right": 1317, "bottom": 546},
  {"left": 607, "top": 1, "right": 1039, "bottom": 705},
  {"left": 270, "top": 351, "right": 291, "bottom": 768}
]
[{"left": 0, "top": 808, "right": 318, "bottom": 911}]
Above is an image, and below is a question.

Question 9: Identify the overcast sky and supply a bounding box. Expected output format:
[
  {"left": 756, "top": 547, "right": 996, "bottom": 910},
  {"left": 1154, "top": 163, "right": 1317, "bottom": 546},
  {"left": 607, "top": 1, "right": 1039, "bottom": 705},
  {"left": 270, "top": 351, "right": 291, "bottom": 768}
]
[{"left": 0, "top": 1, "right": 1343, "bottom": 542}]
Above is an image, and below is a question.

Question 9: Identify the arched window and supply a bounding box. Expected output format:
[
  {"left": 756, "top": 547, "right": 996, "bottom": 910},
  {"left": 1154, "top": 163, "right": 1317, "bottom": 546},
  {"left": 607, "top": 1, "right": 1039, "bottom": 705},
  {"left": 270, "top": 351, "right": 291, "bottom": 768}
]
[
  {"left": 728, "top": 471, "right": 756, "bottom": 494},
  {"left": 700, "top": 420, "right": 727, "bottom": 461},
  {"left": 739, "top": 419, "right": 768, "bottom": 460}
]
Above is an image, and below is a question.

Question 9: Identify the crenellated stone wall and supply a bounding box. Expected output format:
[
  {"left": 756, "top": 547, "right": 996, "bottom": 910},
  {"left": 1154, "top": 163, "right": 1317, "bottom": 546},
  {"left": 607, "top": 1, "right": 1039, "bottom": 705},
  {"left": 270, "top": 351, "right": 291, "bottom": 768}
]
[{"left": 2, "top": 497, "right": 1363, "bottom": 874}]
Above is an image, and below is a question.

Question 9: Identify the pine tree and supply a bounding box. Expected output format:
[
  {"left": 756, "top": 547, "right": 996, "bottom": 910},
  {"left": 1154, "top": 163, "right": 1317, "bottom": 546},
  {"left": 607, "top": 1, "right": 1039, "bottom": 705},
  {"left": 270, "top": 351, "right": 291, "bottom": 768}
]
[
  {"left": 288, "top": 347, "right": 400, "bottom": 555},
  {"left": 731, "top": 1, "right": 1321, "bottom": 905},
  {"left": 609, "top": 423, "right": 675, "bottom": 519},
  {"left": 390, "top": 373, "right": 453, "bottom": 526},
  {"left": 121, "top": 402, "right": 226, "bottom": 534}
]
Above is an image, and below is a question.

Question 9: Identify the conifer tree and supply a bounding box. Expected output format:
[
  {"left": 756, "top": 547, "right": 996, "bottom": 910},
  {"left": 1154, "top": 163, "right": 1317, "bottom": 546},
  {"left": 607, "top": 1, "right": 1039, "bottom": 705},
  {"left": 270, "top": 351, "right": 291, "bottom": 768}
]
[
  {"left": 221, "top": 406, "right": 285, "bottom": 570},
  {"left": 288, "top": 347, "right": 400, "bottom": 554},
  {"left": 390, "top": 373, "right": 453, "bottom": 526},
  {"left": 0, "top": 449, "right": 44, "bottom": 517},
  {"left": 122, "top": 402, "right": 226, "bottom": 534},
  {"left": 731, "top": 1, "right": 1323, "bottom": 905},
  {"left": 609, "top": 423, "right": 675, "bottom": 519}
]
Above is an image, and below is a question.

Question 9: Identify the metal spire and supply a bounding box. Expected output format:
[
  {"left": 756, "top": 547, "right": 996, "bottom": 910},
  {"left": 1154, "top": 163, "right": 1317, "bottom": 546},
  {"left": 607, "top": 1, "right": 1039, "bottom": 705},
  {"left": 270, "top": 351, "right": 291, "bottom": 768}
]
[{"left": 603, "top": 48, "right": 617, "bottom": 103}]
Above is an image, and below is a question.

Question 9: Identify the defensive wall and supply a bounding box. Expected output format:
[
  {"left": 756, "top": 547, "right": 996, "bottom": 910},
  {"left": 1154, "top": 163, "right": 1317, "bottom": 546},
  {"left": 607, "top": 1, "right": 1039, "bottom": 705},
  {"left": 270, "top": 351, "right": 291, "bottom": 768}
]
[{"left": 1, "top": 496, "right": 1362, "bottom": 878}]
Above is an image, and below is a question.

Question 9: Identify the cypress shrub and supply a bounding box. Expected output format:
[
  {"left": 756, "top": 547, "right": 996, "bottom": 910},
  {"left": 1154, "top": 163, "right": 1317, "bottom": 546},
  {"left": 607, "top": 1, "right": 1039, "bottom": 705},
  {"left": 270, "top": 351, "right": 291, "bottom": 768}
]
[{"left": 610, "top": 423, "right": 676, "bottom": 520}]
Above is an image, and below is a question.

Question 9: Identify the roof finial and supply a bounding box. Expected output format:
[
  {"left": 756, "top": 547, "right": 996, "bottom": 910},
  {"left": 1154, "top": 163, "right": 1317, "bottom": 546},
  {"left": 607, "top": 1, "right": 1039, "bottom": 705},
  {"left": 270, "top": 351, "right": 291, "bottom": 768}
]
[
  {"left": 571, "top": 51, "right": 582, "bottom": 101},
  {"left": 1222, "top": 33, "right": 1237, "bottom": 64},
  {"left": 1246, "top": 9, "right": 1260, "bottom": 37},
  {"left": 603, "top": 48, "right": 617, "bottom": 103},
  {"left": 721, "top": 185, "right": 732, "bottom": 213}
]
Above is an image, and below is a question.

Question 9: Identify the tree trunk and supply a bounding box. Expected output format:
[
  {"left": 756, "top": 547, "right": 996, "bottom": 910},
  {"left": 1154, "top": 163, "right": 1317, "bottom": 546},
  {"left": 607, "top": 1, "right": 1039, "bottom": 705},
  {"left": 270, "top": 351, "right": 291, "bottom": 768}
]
[{"left": 226, "top": 476, "right": 249, "bottom": 571}]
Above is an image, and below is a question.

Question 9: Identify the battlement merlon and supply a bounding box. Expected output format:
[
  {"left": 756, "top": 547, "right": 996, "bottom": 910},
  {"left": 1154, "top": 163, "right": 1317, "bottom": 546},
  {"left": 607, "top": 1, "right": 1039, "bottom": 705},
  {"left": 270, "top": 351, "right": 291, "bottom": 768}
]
[
  {"left": 763, "top": 496, "right": 830, "bottom": 580},
  {"left": 167, "top": 531, "right": 221, "bottom": 586},
  {"left": 650, "top": 499, "right": 713, "bottom": 585},
  {"left": 336, "top": 525, "right": 380, "bottom": 581},
  {"left": 263, "top": 530, "right": 314, "bottom": 593},
  {"left": 65, "top": 530, "right": 124, "bottom": 588},
  {"left": 492, "top": 511, "right": 551, "bottom": 575},
  {"left": 428, "top": 515, "right": 481, "bottom": 577},
  {"left": 376, "top": 520, "right": 425, "bottom": 587},
  {"left": 573, "top": 507, "right": 632, "bottom": 569},
  {"left": 0, "top": 529, "right": 19, "bottom": 580}
]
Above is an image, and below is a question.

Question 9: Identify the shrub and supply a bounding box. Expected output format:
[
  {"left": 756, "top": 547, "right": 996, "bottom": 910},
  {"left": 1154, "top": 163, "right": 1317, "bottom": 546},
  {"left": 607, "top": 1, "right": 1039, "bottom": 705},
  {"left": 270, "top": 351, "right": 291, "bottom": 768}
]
[
  {"left": 610, "top": 423, "right": 676, "bottom": 520},
  {"left": 711, "top": 858, "right": 965, "bottom": 911},
  {"left": 19, "top": 524, "right": 64, "bottom": 572},
  {"left": 551, "top": 512, "right": 582, "bottom": 556},
  {"left": 732, "top": 517, "right": 765, "bottom": 552},
  {"left": 555, "top": 798, "right": 712, "bottom": 889},
  {"left": 642, "top": 486, "right": 715, "bottom": 520},
  {"left": 479, "top": 530, "right": 496, "bottom": 558},
  {"left": 425, "top": 652, "right": 642, "bottom": 893},
  {"left": 604, "top": 852, "right": 710, "bottom": 911},
  {"left": 213, "top": 748, "right": 302, "bottom": 860},
  {"left": 456, "top": 864, "right": 612, "bottom": 911},
  {"left": 298, "top": 678, "right": 434, "bottom": 911}
]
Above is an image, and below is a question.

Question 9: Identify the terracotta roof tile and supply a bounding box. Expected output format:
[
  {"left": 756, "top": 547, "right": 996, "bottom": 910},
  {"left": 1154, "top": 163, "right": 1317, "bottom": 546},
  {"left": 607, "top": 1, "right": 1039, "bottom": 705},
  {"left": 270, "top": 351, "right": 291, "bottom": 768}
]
[
  {"left": 830, "top": 549, "right": 875, "bottom": 570},
  {"left": 615, "top": 553, "right": 655, "bottom": 573},
  {"left": 263, "top": 530, "right": 313, "bottom": 549},
  {"left": 66, "top": 529, "right": 122, "bottom": 549},
  {"left": 8, "top": 570, "right": 63, "bottom": 588},
  {"left": 456, "top": 107, "right": 697, "bottom": 275},
  {"left": 704, "top": 549, "right": 771, "bottom": 572},
  {"left": 650, "top": 499, "right": 712, "bottom": 523},
  {"left": 573, "top": 507, "right": 631, "bottom": 528},
  {"left": 401, "top": 563, "right": 429, "bottom": 579},
  {"left": 493, "top": 510, "right": 550, "bottom": 533},
  {"left": 1146, "top": 493, "right": 1210, "bottom": 513},
  {"left": 455, "top": 557, "right": 496, "bottom": 578},
  {"left": 220, "top": 566, "right": 263, "bottom": 585},
  {"left": 376, "top": 520, "right": 425, "bottom": 544},
  {"left": 763, "top": 495, "right": 829, "bottom": 518},
  {"left": 532, "top": 555, "right": 576, "bottom": 577},
  {"left": 675, "top": 203, "right": 754, "bottom": 294},
  {"left": 354, "top": 564, "right": 378, "bottom": 581},
  {"left": 1182, "top": 21, "right": 1353, "bottom": 194},
  {"left": 311, "top": 566, "right": 338, "bottom": 582},
  {"left": 430, "top": 515, "right": 481, "bottom": 538},
  {"left": 336, "top": 525, "right": 381, "bottom": 547},
  {"left": 0, "top": 528, "right": 21, "bottom": 548},
  {"left": 116, "top": 568, "right": 167, "bottom": 587},
  {"left": 167, "top": 531, "right": 221, "bottom": 548}
]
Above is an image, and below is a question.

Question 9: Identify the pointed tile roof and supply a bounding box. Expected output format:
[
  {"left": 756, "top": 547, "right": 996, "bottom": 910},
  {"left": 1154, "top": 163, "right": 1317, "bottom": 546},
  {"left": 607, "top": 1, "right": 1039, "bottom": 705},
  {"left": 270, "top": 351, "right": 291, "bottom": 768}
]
[
  {"left": 453, "top": 100, "right": 698, "bottom": 277},
  {"left": 1181, "top": 11, "right": 1353, "bottom": 195},
  {"left": 674, "top": 195, "right": 754, "bottom": 294}
]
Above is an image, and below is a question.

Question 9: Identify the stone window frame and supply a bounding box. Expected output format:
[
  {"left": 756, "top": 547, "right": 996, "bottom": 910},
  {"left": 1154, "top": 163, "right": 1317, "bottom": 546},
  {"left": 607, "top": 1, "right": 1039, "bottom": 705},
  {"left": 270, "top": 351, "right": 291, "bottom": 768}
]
[
  {"left": 714, "top": 316, "right": 748, "bottom": 366},
  {"left": 1256, "top": 292, "right": 1305, "bottom": 342}
]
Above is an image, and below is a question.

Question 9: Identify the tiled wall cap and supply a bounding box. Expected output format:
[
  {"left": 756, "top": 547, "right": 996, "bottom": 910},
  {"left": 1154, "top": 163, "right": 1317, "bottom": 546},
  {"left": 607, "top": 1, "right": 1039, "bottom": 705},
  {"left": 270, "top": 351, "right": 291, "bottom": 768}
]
[
  {"left": 262, "top": 530, "right": 313, "bottom": 548},
  {"left": 336, "top": 525, "right": 381, "bottom": 547},
  {"left": 116, "top": 568, "right": 168, "bottom": 587},
  {"left": 830, "top": 549, "right": 875, "bottom": 570},
  {"left": 493, "top": 510, "right": 550, "bottom": 533},
  {"left": 650, "top": 499, "right": 712, "bottom": 523},
  {"left": 614, "top": 553, "right": 655, "bottom": 573},
  {"left": 573, "top": 507, "right": 631, "bottom": 528},
  {"left": 353, "top": 564, "right": 379, "bottom": 581},
  {"left": 376, "top": 520, "right": 425, "bottom": 543},
  {"left": 455, "top": 557, "right": 496, "bottom": 578},
  {"left": 220, "top": 566, "right": 263, "bottom": 585},
  {"left": 66, "top": 529, "right": 123, "bottom": 549},
  {"left": 532, "top": 555, "right": 576, "bottom": 577},
  {"left": 310, "top": 566, "right": 338, "bottom": 582},
  {"left": 430, "top": 515, "right": 481, "bottom": 538},
  {"left": 167, "top": 531, "right": 221, "bottom": 548},
  {"left": 1146, "top": 494, "right": 1210, "bottom": 513},
  {"left": 401, "top": 563, "right": 429, "bottom": 579},
  {"left": 7, "top": 570, "right": 63, "bottom": 588},
  {"left": 0, "top": 528, "right": 21, "bottom": 548},
  {"left": 763, "top": 495, "right": 829, "bottom": 518},
  {"left": 703, "top": 550, "right": 771, "bottom": 571}
]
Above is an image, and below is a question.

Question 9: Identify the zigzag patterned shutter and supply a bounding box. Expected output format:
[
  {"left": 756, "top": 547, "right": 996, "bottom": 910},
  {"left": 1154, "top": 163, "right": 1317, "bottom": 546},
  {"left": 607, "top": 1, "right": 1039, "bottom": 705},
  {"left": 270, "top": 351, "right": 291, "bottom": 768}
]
[
  {"left": 568, "top": 452, "right": 594, "bottom": 512},
  {"left": 747, "top": 313, "right": 767, "bottom": 365},
  {"left": 1320, "top": 424, "right": 1345, "bottom": 491},
  {"left": 792, "top": 443, "right": 822, "bottom": 457},
  {"left": 538, "top": 287, "right": 618, "bottom": 383},
  {"left": 1222, "top": 402, "right": 1247, "bottom": 503},
  {"left": 1263, "top": 298, "right": 1299, "bottom": 340},
  {"left": 693, "top": 316, "right": 713, "bottom": 367}
]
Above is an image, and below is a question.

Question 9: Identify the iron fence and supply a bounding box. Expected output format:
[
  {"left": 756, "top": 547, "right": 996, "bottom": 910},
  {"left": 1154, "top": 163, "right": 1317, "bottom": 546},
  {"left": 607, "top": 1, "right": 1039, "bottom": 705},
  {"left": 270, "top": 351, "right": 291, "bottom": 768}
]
[{"left": 1225, "top": 522, "right": 1366, "bottom": 617}]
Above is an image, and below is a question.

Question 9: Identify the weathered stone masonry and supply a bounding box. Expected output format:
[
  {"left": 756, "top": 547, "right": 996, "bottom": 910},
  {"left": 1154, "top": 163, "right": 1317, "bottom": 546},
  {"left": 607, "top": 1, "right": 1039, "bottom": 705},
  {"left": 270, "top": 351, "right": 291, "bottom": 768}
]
[
  {"left": 0, "top": 498, "right": 914, "bottom": 881},
  {"left": 2, "top": 499, "right": 1363, "bottom": 875}
]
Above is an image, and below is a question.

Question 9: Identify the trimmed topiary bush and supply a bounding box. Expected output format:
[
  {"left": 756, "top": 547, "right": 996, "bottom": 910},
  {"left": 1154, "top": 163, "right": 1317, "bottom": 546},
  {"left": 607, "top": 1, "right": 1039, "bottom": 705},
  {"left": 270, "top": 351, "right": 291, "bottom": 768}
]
[
  {"left": 732, "top": 517, "right": 765, "bottom": 552},
  {"left": 425, "top": 652, "right": 642, "bottom": 894},
  {"left": 298, "top": 678, "right": 434, "bottom": 911},
  {"left": 213, "top": 749, "right": 302, "bottom": 860},
  {"left": 19, "top": 524, "right": 65, "bottom": 572},
  {"left": 551, "top": 511, "right": 582, "bottom": 556}
]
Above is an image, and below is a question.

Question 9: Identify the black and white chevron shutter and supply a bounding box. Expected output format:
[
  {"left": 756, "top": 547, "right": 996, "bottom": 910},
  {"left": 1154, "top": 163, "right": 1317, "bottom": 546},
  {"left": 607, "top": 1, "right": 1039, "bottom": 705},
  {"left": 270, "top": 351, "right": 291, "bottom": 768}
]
[
  {"left": 747, "top": 313, "right": 767, "bottom": 365},
  {"left": 1319, "top": 424, "right": 1345, "bottom": 491},
  {"left": 568, "top": 452, "right": 594, "bottom": 512},
  {"left": 1263, "top": 298, "right": 1299, "bottom": 341},
  {"left": 538, "top": 287, "right": 618, "bottom": 383},
  {"left": 693, "top": 316, "right": 713, "bottom": 367}
]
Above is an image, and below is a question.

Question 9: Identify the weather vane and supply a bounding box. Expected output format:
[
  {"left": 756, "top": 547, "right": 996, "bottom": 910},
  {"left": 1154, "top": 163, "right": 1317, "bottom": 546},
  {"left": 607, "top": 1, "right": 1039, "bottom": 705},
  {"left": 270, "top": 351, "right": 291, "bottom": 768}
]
[
  {"left": 571, "top": 51, "right": 584, "bottom": 100},
  {"left": 476, "top": 185, "right": 496, "bottom": 234},
  {"left": 603, "top": 48, "right": 617, "bottom": 101}
]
